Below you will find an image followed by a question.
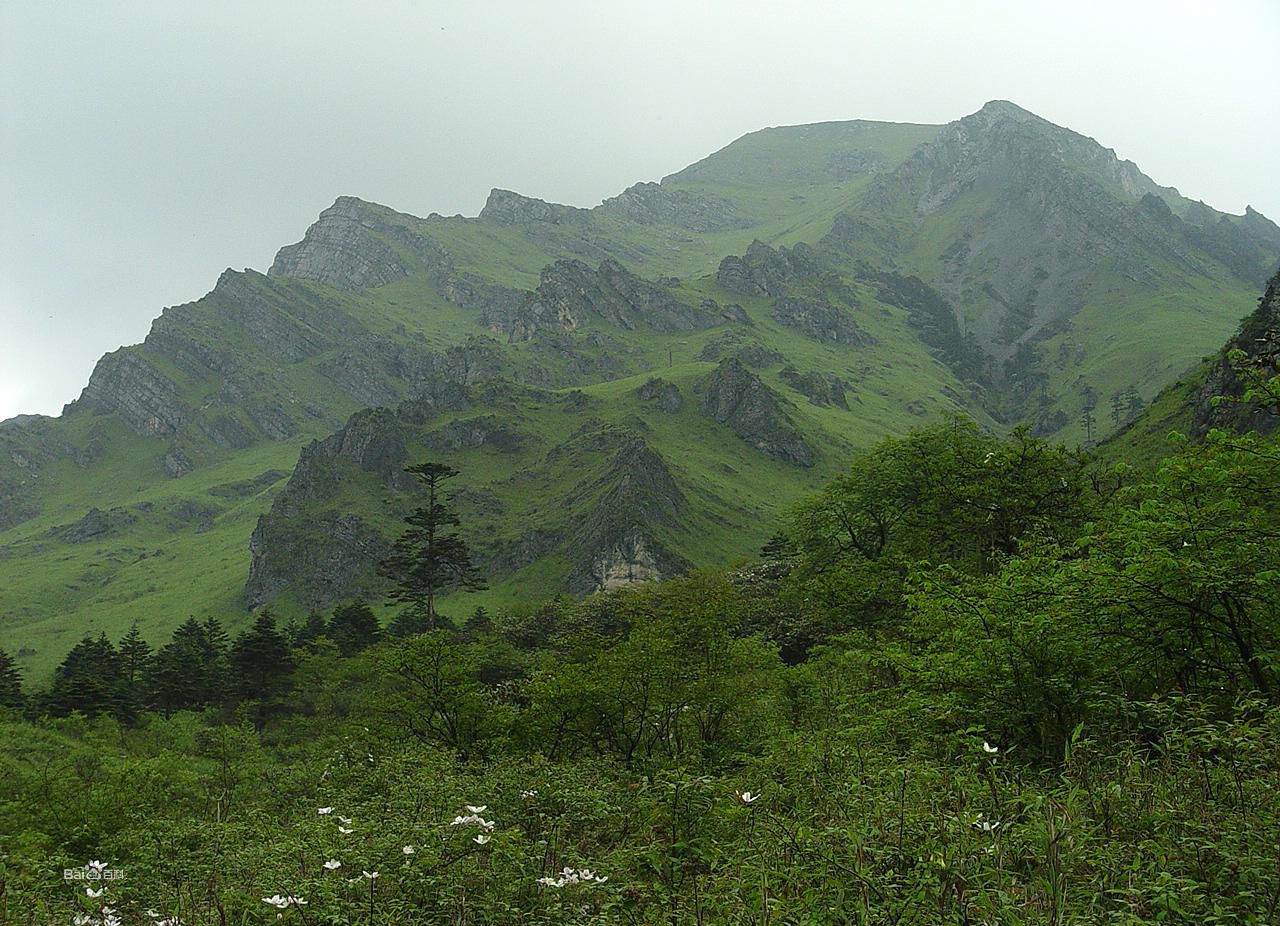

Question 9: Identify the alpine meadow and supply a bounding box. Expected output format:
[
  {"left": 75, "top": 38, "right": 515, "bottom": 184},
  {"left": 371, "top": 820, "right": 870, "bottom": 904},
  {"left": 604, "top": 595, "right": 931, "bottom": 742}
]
[{"left": 2, "top": 95, "right": 1280, "bottom": 925}]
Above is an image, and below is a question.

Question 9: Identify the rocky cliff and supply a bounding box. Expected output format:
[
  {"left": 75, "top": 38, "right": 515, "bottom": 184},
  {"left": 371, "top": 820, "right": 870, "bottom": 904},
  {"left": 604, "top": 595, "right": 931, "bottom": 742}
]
[{"left": 700, "top": 358, "right": 814, "bottom": 467}]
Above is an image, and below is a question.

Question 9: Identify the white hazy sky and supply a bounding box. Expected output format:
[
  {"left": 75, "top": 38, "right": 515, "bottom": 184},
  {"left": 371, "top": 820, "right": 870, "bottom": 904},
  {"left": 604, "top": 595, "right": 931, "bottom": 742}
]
[{"left": 2, "top": 0, "right": 1278, "bottom": 421}]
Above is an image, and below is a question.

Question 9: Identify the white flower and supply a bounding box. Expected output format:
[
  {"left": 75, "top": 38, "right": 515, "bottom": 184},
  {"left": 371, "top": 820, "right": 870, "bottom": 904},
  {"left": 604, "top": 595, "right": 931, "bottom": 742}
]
[
  {"left": 323, "top": 859, "right": 341, "bottom": 870},
  {"left": 736, "top": 790, "right": 760, "bottom": 804},
  {"left": 338, "top": 825, "right": 353, "bottom": 834},
  {"left": 262, "top": 896, "right": 290, "bottom": 909},
  {"left": 466, "top": 804, "right": 487, "bottom": 814},
  {"left": 537, "top": 866, "right": 607, "bottom": 887},
  {"left": 451, "top": 813, "right": 494, "bottom": 829},
  {"left": 317, "top": 807, "right": 334, "bottom": 815},
  {"left": 520, "top": 789, "right": 537, "bottom": 799},
  {"left": 972, "top": 813, "right": 1002, "bottom": 832},
  {"left": 86, "top": 886, "right": 105, "bottom": 898},
  {"left": 362, "top": 870, "right": 379, "bottom": 880},
  {"left": 473, "top": 834, "right": 490, "bottom": 845},
  {"left": 74, "top": 916, "right": 94, "bottom": 926},
  {"left": 337, "top": 815, "right": 352, "bottom": 825},
  {"left": 87, "top": 860, "right": 108, "bottom": 872},
  {"left": 402, "top": 845, "right": 415, "bottom": 855},
  {"left": 982, "top": 741, "right": 999, "bottom": 754}
]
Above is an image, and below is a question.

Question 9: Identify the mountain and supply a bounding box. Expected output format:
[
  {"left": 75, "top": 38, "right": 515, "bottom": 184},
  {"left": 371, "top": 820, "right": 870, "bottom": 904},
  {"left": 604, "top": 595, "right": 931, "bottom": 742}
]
[{"left": 2, "top": 101, "right": 1275, "bottom": 676}]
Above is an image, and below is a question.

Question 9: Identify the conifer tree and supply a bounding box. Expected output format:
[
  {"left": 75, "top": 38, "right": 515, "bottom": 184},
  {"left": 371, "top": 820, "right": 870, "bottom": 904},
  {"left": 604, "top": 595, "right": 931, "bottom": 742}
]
[
  {"left": 118, "top": 622, "right": 152, "bottom": 686},
  {"left": 293, "top": 610, "right": 330, "bottom": 650},
  {"left": 231, "top": 611, "right": 293, "bottom": 703},
  {"left": 145, "top": 617, "right": 228, "bottom": 717},
  {"left": 46, "top": 634, "right": 127, "bottom": 718},
  {"left": 329, "top": 601, "right": 381, "bottom": 656},
  {"left": 0, "top": 649, "right": 23, "bottom": 711},
  {"left": 379, "top": 462, "right": 486, "bottom": 630}
]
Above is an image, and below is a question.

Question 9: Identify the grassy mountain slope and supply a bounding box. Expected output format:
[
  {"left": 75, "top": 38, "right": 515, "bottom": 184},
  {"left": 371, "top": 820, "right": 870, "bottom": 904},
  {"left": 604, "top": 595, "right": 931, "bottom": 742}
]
[{"left": 1, "top": 102, "right": 1275, "bottom": 677}]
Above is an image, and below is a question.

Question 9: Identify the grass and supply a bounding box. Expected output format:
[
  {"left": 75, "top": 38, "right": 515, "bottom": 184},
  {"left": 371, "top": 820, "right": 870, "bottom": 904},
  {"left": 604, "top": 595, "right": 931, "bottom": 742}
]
[{"left": 0, "top": 112, "right": 1266, "bottom": 679}]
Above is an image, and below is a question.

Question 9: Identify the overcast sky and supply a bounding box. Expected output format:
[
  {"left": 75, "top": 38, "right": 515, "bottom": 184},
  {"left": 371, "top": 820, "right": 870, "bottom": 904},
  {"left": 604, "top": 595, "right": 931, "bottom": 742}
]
[{"left": 2, "top": 1, "right": 1277, "bottom": 421}]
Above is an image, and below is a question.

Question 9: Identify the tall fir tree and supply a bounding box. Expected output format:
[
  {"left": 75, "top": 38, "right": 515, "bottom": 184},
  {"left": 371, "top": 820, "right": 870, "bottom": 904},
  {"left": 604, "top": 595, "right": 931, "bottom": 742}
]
[
  {"left": 46, "top": 633, "right": 128, "bottom": 718},
  {"left": 145, "top": 617, "right": 228, "bottom": 717},
  {"left": 0, "top": 649, "right": 23, "bottom": 711},
  {"left": 231, "top": 611, "right": 294, "bottom": 704},
  {"left": 329, "top": 601, "right": 381, "bottom": 656},
  {"left": 379, "top": 462, "right": 486, "bottom": 630},
  {"left": 292, "top": 610, "right": 330, "bottom": 650}
]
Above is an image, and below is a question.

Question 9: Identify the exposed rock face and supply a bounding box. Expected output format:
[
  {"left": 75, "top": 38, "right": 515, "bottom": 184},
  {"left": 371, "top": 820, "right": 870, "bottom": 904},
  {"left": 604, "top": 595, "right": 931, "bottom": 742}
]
[
  {"left": 697, "top": 332, "right": 785, "bottom": 367},
  {"left": 634, "top": 378, "right": 684, "bottom": 413},
  {"left": 484, "top": 259, "right": 723, "bottom": 341},
  {"left": 269, "top": 196, "right": 454, "bottom": 291},
  {"left": 828, "top": 99, "right": 1280, "bottom": 378},
  {"left": 564, "top": 431, "right": 691, "bottom": 593},
  {"left": 77, "top": 349, "right": 190, "bottom": 438},
  {"left": 1192, "top": 270, "right": 1280, "bottom": 436},
  {"left": 242, "top": 406, "right": 409, "bottom": 609},
  {"left": 779, "top": 367, "right": 851, "bottom": 408},
  {"left": 699, "top": 358, "right": 814, "bottom": 466},
  {"left": 423, "top": 415, "right": 524, "bottom": 453},
  {"left": 246, "top": 513, "right": 390, "bottom": 611},
  {"left": 598, "top": 181, "right": 754, "bottom": 232},
  {"left": 49, "top": 507, "right": 138, "bottom": 543},
  {"left": 479, "top": 188, "right": 589, "bottom": 226},
  {"left": 0, "top": 414, "right": 78, "bottom": 529},
  {"left": 770, "top": 297, "right": 868, "bottom": 346},
  {"left": 717, "top": 240, "right": 828, "bottom": 298}
]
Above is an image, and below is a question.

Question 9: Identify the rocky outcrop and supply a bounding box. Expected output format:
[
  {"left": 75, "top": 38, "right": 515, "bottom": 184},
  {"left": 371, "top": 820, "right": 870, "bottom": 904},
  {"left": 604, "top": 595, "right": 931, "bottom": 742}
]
[
  {"left": 770, "top": 297, "right": 868, "bottom": 346},
  {"left": 697, "top": 332, "right": 784, "bottom": 367},
  {"left": 270, "top": 196, "right": 454, "bottom": 291},
  {"left": 598, "top": 181, "right": 754, "bottom": 232},
  {"left": 484, "top": 259, "right": 723, "bottom": 341},
  {"left": 242, "top": 406, "right": 409, "bottom": 609},
  {"left": 700, "top": 358, "right": 814, "bottom": 466},
  {"left": 563, "top": 431, "right": 691, "bottom": 593},
  {"left": 717, "top": 240, "right": 829, "bottom": 298},
  {"left": 779, "top": 367, "right": 851, "bottom": 408},
  {"left": 49, "top": 507, "right": 138, "bottom": 543},
  {"left": 245, "top": 512, "right": 390, "bottom": 610},
  {"left": 423, "top": 415, "right": 524, "bottom": 453},
  {"left": 1192, "top": 270, "right": 1280, "bottom": 436},
  {"left": 480, "top": 189, "right": 589, "bottom": 226},
  {"left": 634, "top": 378, "right": 684, "bottom": 413},
  {"left": 76, "top": 349, "right": 191, "bottom": 439}
]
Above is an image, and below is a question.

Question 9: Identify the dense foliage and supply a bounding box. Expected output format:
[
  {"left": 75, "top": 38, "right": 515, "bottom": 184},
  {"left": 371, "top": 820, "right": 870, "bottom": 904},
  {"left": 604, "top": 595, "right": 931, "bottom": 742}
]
[{"left": 2, "top": 416, "right": 1279, "bottom": 924}]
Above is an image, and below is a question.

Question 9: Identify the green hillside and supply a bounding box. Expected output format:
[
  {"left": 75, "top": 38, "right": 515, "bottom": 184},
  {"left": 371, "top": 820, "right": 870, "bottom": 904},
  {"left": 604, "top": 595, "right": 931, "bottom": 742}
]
[{"left": 1, "top": 101, "right": 1276, "bottom": 678}]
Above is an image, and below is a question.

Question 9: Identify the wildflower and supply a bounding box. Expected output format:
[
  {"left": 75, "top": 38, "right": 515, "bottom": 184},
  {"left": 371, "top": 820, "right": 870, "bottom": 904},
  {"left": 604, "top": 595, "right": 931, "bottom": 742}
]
[
  {"left": 465, "top": 804, "right": 487, "bottom": 814},
  {"left": 982, "top": 741, "right": 999, "bottom": 754},
  {"left": 74, "top": 916, "right": 94, "bottom": 926},
  {"left": 87, "top": 860, "right": 108, "bottom": 873},
  {"left": 972, "top": 813, "right": 1001, "bottom": 832},
  {"left": 86, "top": 887, "right": 105, "bottom": 898},
  {"left": 362, "top": 870, "right": 379, "bottom": 881},
  {"left": 337, "top": 815, "right": 352, "bottom": 825},
  {"left": 402, "top": 845, "right": 415, "bottom": 855},
  {"left": 323, "top": 859, "right": 341, "bottom": 870},
  {"left": 338, "top": 825, "right": 353, "bottom": 834},
  {"left": 318, "top": 807, "right": 334, "bottom": 815},
  {"left": 451, "top": 813, "right": 495, "bottom": 830},
  {"left": 520, "top": 789, "right": 537, "bottom": 799},
  {"left": 736, "top": 790, "right": 760, "bottom": 804},
  {"left": 262, "top": 896, "right": 290, "bottom": 909},
  {"left": 537, "top": 866, "right": 608, "bottom": 887},
  {"left": 473, "top": 834, "right": 491, "bottom": 845}
]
